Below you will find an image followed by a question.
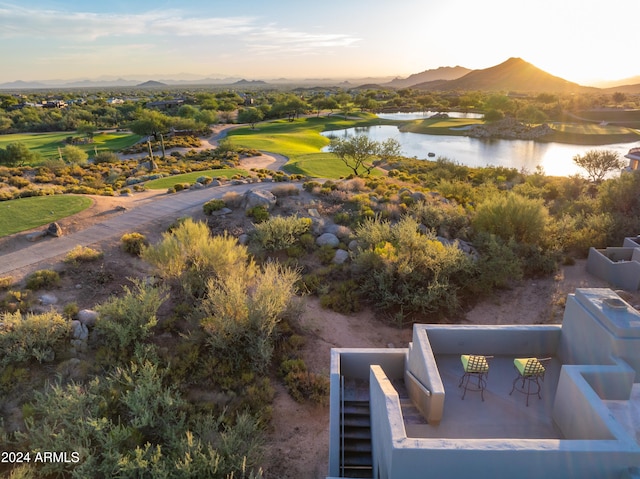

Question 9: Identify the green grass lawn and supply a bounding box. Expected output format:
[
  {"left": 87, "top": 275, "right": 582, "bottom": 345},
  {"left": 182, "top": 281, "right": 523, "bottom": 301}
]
[
  {"left": 0, "top": 195, "right": 93, "bottom": 237},
  {"left": 547, "top": 122, "right": 640, "bottom": 144},
  {"left": 399, "top": 118, "right": 484, "bottom": 135},
  {"left": 226, "top": 115, "right": 390, "bottom": 178},
  {"left": 0, "top": 131, "right": 141, "bottom": 163},
  {"left": 144, "top": 168, "right": 250, "bottom": 189}
]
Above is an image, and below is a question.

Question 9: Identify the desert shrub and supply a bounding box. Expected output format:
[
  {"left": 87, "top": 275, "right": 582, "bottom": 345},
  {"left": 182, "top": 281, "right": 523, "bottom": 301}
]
[
  {"left": 0, "top": 276, "right": 13, "bottom": 290},
  {"left": 18, "top": 352, "right": 265, "bottom": 478},
  {"left": 201, "top": 262, "right": 300, "bottom": 374},
  {"left": 93, "top": 151, "right": 120, "bottom": 164},
  {"left": 166, "top": 186, "right": 176, "bottom": 194},
  {"left": 94, "top": 280, "right": 168, "bottom": 354},
  {"left": 280, "top": 358, "right": 329, "bottom": 404},
  {"left": 469, "top": 233, "right": 523, "bottom": 295},
  {"left": 317, "top": 244, "right": 337, "bottom": 265},
  {"left": 222, "top": 191, "right": 243, "bottom": 207},
  {"left": 409, "top": 200, "right": 470, "bottom": 239},
  {"left": 303, "top": 180, "right": 322, "bottom": 192},
  {"left": 0, "top": 289, "right": 32, "bottom": 313},
  {"left": 25, "top": 269, "right": 60, "bottom": 290},
  {"left": 64, "top": 245, "right": 103, "bottom": 264},
  {"left": 63, "top": 302, "right": 79, "bottom": 319},
  {"left": 246, "top": 205, "right": 270, "bottom": 222},
  {"left": 203, "top": 198, "right": 225, "bottom": 214},
  {"left": 551, "top": 212, "right": 614, "bottom": 257},
  {"left": 319, "top": 280, "right": 361, "bottom": 314},
  {"left": 0, "top": 310, "right": 70, "bottom": 367},
  {"left": 143, "top": 219, "right": 251, "bottom": 297},
  {"left": 270, "top": 184, "right": 299, "bottom": 197},
  {"left": 353, "top": 216, "right": 473, "bottom": 320},
  {"left": 251, "top": 215, "right": 312, "bottom": 251},
  {"left": 8, "top": 175, "right": 30, "bottom": 188},
  {"left": 121, "top": 232, "right": 148, "bottom": 256},
  {"left": 173, "top": 182, "right": 191, "bottom": 191},
  {"left": 472, "top": 192, "right": 549, "bottom": 246}
]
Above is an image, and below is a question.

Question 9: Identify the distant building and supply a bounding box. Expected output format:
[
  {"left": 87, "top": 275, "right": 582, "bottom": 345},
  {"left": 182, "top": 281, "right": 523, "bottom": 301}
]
[
  {"left": 624, "top": 147, "right": 640, "bottom": 171},
  {"left": 146, "top": 99, "right": 184, "bottom": 111}
]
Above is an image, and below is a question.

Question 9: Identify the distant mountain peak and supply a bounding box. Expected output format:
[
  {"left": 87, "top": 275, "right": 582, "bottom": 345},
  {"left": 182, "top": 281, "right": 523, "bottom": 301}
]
[
  {"left": 386, "top": 66, "right": 471, "bottom": 88},
  {"left": 136, "top": 80, "right": 167, "bottom": 87}
]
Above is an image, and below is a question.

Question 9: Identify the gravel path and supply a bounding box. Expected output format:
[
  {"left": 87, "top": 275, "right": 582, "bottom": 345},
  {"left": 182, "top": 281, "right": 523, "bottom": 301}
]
[{"left": 0, "top": 181, "right": 289, "bottom": 277}]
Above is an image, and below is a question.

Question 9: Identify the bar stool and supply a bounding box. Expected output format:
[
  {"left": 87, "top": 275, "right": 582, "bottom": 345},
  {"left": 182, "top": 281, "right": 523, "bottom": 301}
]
[
  {"left": 459, "top": 354, "right": 492, "bottom": 401},
  {"left": 509, "top": 357, "right": 550, "bottom": 406}
]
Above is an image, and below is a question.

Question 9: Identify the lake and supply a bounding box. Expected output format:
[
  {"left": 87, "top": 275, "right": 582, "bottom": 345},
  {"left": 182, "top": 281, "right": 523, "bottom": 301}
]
[{"left": 321, "top": 124, "right": 638, "bottom": 177}]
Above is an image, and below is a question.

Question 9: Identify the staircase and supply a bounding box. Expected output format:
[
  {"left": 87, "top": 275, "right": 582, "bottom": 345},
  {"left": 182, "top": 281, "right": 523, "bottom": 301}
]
[{"left": 341, "top": 379, "right": 373, "bottom": 478}]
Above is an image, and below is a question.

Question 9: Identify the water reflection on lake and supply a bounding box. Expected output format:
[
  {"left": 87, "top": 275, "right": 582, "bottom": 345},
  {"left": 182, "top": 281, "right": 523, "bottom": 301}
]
[{"left": 321, "top": 125, "right": 637, "bottom": 177}]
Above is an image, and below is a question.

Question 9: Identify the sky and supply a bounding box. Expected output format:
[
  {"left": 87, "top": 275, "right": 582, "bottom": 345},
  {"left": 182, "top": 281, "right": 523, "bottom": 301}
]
[{"left": 1, "top": 0, "right": 639, "bottom": 86}]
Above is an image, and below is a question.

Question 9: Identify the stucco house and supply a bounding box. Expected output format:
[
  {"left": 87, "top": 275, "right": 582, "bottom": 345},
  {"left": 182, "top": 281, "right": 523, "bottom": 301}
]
[{"left": 327, "top": 285, "right": 640, "bottom": 478}]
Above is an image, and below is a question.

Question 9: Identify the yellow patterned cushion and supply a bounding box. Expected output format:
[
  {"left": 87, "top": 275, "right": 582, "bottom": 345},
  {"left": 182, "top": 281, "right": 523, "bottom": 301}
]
[
  {"left": 514, "top": 358, "right": 545, "bottom": 376},
  {"left": 461, "top": 354, "right": 489, "bottom": 373}
]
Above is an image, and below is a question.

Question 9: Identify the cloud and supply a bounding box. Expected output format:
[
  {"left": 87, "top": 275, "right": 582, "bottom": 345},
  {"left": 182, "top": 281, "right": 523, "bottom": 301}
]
[
  {"left": 0, "top": 4, "right": 256, "bottom": 40},
  {"left": 246, "top": 25, "right": 361, "bottom": 56}
]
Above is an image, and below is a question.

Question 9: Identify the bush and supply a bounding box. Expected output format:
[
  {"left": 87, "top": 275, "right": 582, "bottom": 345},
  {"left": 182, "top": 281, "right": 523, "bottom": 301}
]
[
  {"left": 246, "top": 205, "right": 270, "bottom": 223},
  {"left": 121, "top": 232, "right": 148, "bottom": 255},
  {"left": 63, "top": 302, "right": 79, "bottom": 320},
  {"left": 280, "top": 359, "right": 329, "bottom": 404},
  {"left": 173, "top": 182, "right": 191, "bottom": 192},
  {"left": 472, "top": 193, "right": 549, "bottom": 246},
  {"left": 203, "top": 198, "right": 226, "bottom": 214},
  {"left": 0, "top": 276, "right": 13, "bottom": 290},
  {"left": 222, "top": 191, "right": 243, "bottom": 207},
  {"left": 0, "top": 311, "right": 70, "bottom": 367},
  {"left": 271, "top": 184, "right": 299, "bottom": 197},
  {"left": 94, "top": 280, "right": 168, "bottom": 354},
  {"left": 319, "top": 280, "right": 361, "bottom": 314},
  {"left": 25, "top": 269, "right": 60, "bottom": 290},
  {"left": 252, "top": 215, "right": 312, "bottom": 251},
  {"left": 64, "top": 245, "right": 103, "bottom": 264}
]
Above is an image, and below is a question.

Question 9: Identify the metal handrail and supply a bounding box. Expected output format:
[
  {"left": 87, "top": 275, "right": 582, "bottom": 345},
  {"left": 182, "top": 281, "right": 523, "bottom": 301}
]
[{"left": 340, "top": 375, "right": 345, "bottom": 477}]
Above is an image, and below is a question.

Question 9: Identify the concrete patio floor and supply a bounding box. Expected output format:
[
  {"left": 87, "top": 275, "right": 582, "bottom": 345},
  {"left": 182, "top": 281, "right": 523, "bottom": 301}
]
[{"left": 404, "top": 355, "right": 563, "bottom": 439}]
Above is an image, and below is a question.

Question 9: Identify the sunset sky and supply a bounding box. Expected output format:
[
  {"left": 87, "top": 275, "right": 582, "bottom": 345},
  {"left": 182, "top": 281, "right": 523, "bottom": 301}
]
[{"left": 1, "top": 0, "right": 638, "bottom": 85}]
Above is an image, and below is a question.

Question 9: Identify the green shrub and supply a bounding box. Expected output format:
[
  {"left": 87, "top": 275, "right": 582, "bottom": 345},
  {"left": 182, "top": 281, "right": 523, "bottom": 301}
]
[
  {"left": 64, "top": 245, "right": 103, "bottom": 264},
  {"left": 280, "top": 358, "right": 329, "bottom": 404},
  {"left": 319, "top": 280, "right": 361, "bottom": 314},
  {"left": 203, "top": 198, "right": 226, "bottom": 214},
  {"left": 0, "top": 276, "right": 13, "bottom": 290},
  {"left": 317, "top": 244, "right": 337, "bottom": 265},
  {"left": 94, "top": 280, "right": 168, "bottom": 354},
  {"left": 0, "top": 311, "right": 70, "bottom": 367},
  {"left": 120, "top": 232, "right": 148, "bottom": 256},
  {"left": 25, "top": 269, "right": 60, "bottom": 290},
  {"left": 252, "top": 215, "right": 312, "bottom": 251},
  {"left": 173, "top": 182, "right": 191, "bottom": 191},
  {"left": 63, "top": 302, "right": 79, "bottom": 320},
  {"left": 469, "top": 233, "right": 523, "bottom": 295},
  {"left": 472, "top": 192, "right": 549, "bottom": 246},
  {"left": 246, "top": 205, "right": 270, "bottom": 222}
]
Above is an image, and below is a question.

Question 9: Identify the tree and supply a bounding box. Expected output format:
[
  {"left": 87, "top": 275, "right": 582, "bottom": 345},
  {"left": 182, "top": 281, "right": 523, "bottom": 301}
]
[
  {"left": 76, "top": 121, "right": 96, "bottom": 139},
  {"left": 328, "top": 135, "right": 401, "bottom": 176},
  {"left": 573, "top": 149, "right": 625, "bottom": 183},
  {"left": 0, "top": 142, "right": 40, "bottom": 166},
  {"left": 237, "top": 107, "right": 264, "bottom": 129},
  {"left": 129, "top": 110, "right": 170, "bottom": 140}
]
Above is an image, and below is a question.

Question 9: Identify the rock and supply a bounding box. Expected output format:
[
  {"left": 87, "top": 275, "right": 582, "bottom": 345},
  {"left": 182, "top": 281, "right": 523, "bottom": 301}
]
[
  {"left": 196, "top": 176, "right": 210, "bottom": 184},
  {"left": 411, "top": 191, "right": 427, "bottom": 203},
  {"left": 210, "top": 180, "right": 221, "bottom": 187},
  {"left": 238, "top": 234, "right": 249, "bottom": 245},
  {"left": 333, "top": 249, "right": 350, "bottom": 264},
  {"left": 348, "top": 239, "right": 359, "bottom": 252},
  {"left": 210, "top": 207, "right": 233, "bottom": 216},
  {"left": 78, "top": 309, "right": 99, "bottom": 328},
  {"left": 191, "top": 182, "right": 204, "bottom": 190},
  {"left": 46, "top": 222, "right": 63, "bottom": 237},
  {"left": 26, "top": 230, "right": 47, "bottom": 242},
  {"left": 115, "top": 205, "right": 127, "bottom": 212},
  {"left": 324, "top": 223, "right": 353, "bottom": 240},
  {"left": 307, "top": 208, "right": 321, "bottom": 218},
  {"left": 316, "top": 232, "right": 340, "bottom": 248},
  {"left": 243, "top": 189, "right": 277, "bottom": 211},
  {"left": 71, "top": 320, "right": 89, "bottom": 341},
  {"left": 39, "top": 293, "right": 58, "bottom": 305},
  {"left": 418, "top": 224, "right": 429, "bottom": 235}
]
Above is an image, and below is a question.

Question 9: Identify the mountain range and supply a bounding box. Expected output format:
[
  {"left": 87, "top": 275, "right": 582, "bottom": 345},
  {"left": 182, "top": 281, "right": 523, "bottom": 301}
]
[{"left": 1, "top": 58, "right": 639, "bottom": 93}]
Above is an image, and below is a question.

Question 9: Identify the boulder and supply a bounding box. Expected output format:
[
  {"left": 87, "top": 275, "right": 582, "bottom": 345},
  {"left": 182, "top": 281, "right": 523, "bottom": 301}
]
[
  {"left": 39, "top": 293, "right": 58, "bottom": 305},
  {"left": 210, "top": 207, "right": 233, "bottom": 216},
  {"left": 348, "top": 240, "right": 359, "bottom": 252},
  {"left": 316, "top": 232, "right": 340, "bottom": 248},
  {"left": 47, "top": 222, "right": 63, "bottom": 237},
  {"left": 210, "top": 180, "right": 221, "bottom": 187},
  {"left": 332, "top": 249, "right": 350, "bottom": 264},
  {"left": 238, "top": 234, "right": 249, "bottom": 245},
  {"left": 243, "top": 189, "right": 277, "bottom": 211},
  {"left": 70, "top": 320, "right": 89, "bottom": 341},
  {"left": 190, "top": 182, "right": 204, "bottom": 190},
  {"left": 411, "top": 191, "right": 427, "bottom": 203},
  {"left": 324, "top": 224, "right": 353, "bottom": 240},
  {"left": 78, "top": 309, "right": 99, "bottom": 328}
]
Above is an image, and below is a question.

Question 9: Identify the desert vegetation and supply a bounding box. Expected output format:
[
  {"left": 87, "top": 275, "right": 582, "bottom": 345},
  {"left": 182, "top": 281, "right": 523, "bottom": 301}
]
[{"left": 1, "top": 83, "right": 640, "bottom": 477}]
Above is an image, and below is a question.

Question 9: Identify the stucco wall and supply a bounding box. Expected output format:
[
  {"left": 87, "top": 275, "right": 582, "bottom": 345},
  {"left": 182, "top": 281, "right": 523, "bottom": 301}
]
[{"left": 587, "top": 247, "right": 640, "bottom": 290}]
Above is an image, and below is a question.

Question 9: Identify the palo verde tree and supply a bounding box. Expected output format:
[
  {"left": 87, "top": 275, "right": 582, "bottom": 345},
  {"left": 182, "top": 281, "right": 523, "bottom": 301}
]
[
  {"left": 573, "top": 149, "right": 625, "bottom": 183},
  {"left": 237, "top": 107, "right": 265, "bottom": 129},
  {"left": 328, "top": 135, "right": 401, "bottom": 176}
]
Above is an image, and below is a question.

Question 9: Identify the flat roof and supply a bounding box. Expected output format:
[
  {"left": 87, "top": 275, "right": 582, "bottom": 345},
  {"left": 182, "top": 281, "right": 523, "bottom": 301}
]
[{"left": 404, "top": 355, "right": 563, "bottom": 439}]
